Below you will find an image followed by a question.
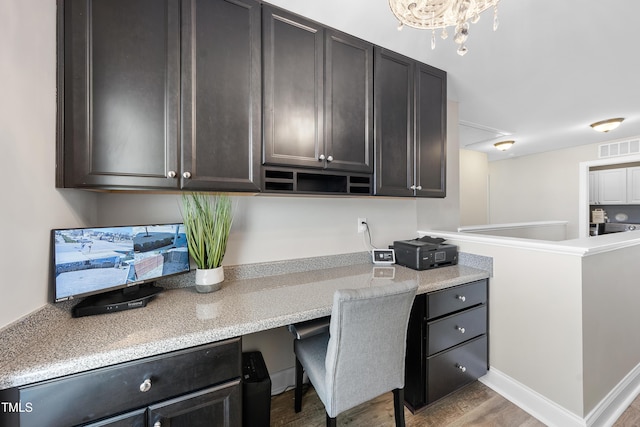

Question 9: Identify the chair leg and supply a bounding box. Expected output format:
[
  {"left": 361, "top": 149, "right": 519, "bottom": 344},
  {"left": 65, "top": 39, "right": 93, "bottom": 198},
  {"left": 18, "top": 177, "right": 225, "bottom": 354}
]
[
  {"left": 393, "top": 388, "right": 405, "bottom": 427},
  {"left": 326, "top": 412, "right": 337, "bottom": 427},
  {"left": 294, "top": 356, "right": 303, "bottom": 413}
]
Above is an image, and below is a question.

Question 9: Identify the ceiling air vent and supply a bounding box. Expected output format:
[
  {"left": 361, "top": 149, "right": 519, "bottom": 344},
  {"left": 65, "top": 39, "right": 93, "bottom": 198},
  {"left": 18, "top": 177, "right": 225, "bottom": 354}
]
[{"left": 599, "top": 139, "right": 640, "bottom": 158}]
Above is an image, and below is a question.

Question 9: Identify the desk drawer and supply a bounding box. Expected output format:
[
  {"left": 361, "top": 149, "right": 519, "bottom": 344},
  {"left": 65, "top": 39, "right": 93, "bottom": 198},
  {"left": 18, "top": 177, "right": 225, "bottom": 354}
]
[
  {"left": 427, "top": 335, "right": 487, "bottom": 404},
  {"left": 427, "top": 279, "right": 487, "bottom": 320},
  {"left": 427, "top": 305, "right": 486, "bottom": 355},
  {"left": 16, "top": 338, "right": 241, "bottom": 427}
]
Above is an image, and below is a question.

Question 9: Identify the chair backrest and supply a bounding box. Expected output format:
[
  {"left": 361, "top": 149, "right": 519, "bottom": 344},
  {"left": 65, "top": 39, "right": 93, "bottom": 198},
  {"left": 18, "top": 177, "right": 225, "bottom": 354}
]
[{"left": 323, "top": 280, "right": 418, "bottom": 418}]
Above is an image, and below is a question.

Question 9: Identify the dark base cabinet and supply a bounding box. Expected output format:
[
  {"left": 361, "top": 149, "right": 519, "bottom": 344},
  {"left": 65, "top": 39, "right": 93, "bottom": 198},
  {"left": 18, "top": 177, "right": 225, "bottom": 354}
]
[
  {"left": 405, "top": 280, "right": 489, "bottom": 412},
  {"left": 0, "top": 338, "right": 242, "bottom": 427}
]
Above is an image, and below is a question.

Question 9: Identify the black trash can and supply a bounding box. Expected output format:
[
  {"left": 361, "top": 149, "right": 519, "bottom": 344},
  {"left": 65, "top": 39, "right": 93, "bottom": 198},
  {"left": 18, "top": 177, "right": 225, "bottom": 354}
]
[{"left": 242, "top": 351, "right": 272, "bottom": 427}]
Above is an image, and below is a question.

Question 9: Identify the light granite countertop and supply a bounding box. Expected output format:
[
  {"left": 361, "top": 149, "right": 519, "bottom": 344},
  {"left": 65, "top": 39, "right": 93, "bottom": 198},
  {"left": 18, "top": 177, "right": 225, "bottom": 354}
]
[{"left": 0, "top": 255, "right": 489, "bottom": 390}]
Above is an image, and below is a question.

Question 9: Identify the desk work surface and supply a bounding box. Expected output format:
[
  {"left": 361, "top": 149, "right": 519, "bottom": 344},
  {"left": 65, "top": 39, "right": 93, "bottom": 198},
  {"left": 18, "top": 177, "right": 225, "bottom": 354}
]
[{"left": 0, "top": 261, "right": 489, "bottom": 389}]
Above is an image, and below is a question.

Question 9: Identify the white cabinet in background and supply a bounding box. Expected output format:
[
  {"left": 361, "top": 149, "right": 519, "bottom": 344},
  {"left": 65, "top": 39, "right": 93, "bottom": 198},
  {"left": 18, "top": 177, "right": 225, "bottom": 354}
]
[
  {"left": 597, "top": 169, "right": 627, "bottom": 204},
  {"left": 627, "top": 167, "right": 640, "bottom": 204},
  {"left": 589, "top": 171, "right": 599, "bottom": 204}
]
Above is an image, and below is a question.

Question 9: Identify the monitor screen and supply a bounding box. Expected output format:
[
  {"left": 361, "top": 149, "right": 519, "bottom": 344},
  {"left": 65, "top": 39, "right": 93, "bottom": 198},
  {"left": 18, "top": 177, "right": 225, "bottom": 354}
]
[{"left": 53, "top": 223, "right": 190, "bottom": 302}]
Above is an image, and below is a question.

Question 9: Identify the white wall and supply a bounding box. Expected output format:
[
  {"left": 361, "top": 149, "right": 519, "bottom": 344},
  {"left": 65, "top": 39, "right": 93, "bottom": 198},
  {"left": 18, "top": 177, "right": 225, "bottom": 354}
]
[
  {"left": 460, "top": 149, "right": 489, "bottom": 226},
  {"left": 0, "top": 0, "right": 97, "bottom": 330},
  {"left": 488, "top": 143, "right": 603, "bottom": 239},
  {"left": 95, "top": 194, "right": 420, "bottom": 265}
]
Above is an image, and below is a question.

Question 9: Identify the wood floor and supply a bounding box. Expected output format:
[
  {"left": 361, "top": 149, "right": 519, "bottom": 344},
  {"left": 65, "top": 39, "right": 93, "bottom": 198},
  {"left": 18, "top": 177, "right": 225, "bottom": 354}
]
[{"left": 270, "top": 381, "right": 640, "bottom": 426}]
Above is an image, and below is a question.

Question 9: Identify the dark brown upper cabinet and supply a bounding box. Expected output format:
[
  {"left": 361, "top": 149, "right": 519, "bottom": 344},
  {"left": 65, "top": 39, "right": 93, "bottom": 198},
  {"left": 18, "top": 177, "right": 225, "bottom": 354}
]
[
  {"left": 180, "top": 0, "right": 261, "bottom": 191},
  {"left": 58, "top": 0, "right": 261, "bottom": 192},
  {"left": 374, "top": 48, "right": 447, "bottom": 198},
  {"left": 262, "top": 6, "right": 373, "bottom": 174}
]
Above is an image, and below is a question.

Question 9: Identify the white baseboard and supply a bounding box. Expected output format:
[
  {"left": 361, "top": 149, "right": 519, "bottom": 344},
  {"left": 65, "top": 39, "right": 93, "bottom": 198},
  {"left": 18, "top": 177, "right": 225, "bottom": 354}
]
[{"left": 480, "top": 365, "right": 640, "bottom": 427}]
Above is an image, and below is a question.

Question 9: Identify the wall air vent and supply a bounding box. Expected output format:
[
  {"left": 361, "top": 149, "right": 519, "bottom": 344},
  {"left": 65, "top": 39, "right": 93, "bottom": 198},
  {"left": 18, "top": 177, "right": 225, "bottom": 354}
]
[{"left": 598, "top": 139, "right": 640, "bottom": 158}]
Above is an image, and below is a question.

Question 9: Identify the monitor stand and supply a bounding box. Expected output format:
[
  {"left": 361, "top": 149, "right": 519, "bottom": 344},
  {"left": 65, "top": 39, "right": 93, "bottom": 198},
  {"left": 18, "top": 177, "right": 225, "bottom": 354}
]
[{"left": 72, "top": 283, "right": 163, "bottom": 318}]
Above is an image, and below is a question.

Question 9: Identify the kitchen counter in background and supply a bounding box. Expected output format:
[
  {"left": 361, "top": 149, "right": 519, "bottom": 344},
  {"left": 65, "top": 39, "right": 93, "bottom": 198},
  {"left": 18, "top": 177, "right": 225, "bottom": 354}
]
[{"left": 0, "top": 252, "right": 490, "bottom": 390}]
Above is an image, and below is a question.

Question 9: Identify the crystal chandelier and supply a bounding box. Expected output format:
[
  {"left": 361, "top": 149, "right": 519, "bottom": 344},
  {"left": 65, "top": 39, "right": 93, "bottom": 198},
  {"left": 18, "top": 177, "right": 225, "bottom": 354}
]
[{"left": 388, "top": 0, "right": 501, "bottom": 56}]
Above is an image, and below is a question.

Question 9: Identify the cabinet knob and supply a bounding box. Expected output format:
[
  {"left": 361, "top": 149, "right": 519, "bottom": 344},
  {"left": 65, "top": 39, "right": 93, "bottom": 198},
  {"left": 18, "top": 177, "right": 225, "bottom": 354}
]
[
  {"left": 318, "top": 154, "right": 326, "bottom": 161},
  {"left": 455, "top": 364, "right": 467, "bottom": 373},
  {"left": 182, "top": 171, "right": 192, "bottom": 179},
  {"left": 154, "top": 422, "right": 161, "bottom": 427},
  {"left": 166, "top": 170, "right": 176, "bottom": 178},
  {"left": 410, "top": 185, "right": 416, "bottom": 190},
  {"left": 326, "top": 155, "right": 334, "bottom": 162},
  {"left": 456, "top": 295, "right": 466, "bottom": 302},
  {"left": 139, "top": 378, "right": 152, "bottom": 393},
  {"left": 456, "top": 326, "right": 466, "bottom": 334},
  {"left": 415, "top": 185, "right": 422, "bottom": 190}
]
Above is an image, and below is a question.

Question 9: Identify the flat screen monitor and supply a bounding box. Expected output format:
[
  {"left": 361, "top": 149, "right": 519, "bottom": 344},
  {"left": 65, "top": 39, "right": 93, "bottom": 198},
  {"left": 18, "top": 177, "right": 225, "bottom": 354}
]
[{"left": 52, "top": 223, "right": 190, "bottom": 317}]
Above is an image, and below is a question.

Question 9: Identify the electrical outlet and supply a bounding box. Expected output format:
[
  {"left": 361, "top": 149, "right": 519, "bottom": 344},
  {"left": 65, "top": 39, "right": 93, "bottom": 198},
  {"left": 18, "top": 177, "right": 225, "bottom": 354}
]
[{"left": 357, "top": 218, "right": 367, "bottom": 233}]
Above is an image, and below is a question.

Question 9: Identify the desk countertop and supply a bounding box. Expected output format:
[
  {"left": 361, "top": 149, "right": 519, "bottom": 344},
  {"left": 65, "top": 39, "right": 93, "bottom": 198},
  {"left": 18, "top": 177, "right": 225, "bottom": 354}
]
[{"left": 0, "top": 260, "right": 489, "bottom": 390}]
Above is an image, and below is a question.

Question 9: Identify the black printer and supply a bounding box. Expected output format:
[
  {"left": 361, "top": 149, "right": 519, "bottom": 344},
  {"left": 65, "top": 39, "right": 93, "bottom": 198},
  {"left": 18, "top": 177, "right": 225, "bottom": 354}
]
[{"left": 393, "top": 237, "right": 458, "bottom": 271}]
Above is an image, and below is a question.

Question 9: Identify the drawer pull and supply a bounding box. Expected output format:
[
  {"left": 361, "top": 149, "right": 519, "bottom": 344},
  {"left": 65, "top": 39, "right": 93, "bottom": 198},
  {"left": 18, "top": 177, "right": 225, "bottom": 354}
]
[
  {"left": 456, "top": 363, "right": 467, "bottom": 373},
  {"left": 139, "top": 378, "right": 152, "bottom": 393},
  {"left": 456, "top": 326, "right": 466, "bottom": 334},
  {"left": 456, "top": 295, "right": 466, "bottom": 302}
]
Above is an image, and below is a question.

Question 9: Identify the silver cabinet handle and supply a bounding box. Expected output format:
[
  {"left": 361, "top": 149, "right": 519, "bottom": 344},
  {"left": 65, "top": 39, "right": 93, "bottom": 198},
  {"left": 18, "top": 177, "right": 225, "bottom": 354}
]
[
  {"left": 167, "top": 170, "right": 176, "bottom": 178},
  {"left": 154, "top": 422, "right": 161, "bottom": 427},
  {"left": 457, "top": 295, "right": 466, "bottom": 302},
  {"left": 139, "top": 378, "right": 152, "bottom": 393},
  {"left": 182, "top": 171, "right": 192, "bottom": 179},
  {"left": 326, "top": 155, "right": 333, "bottom": 162},
  {"left": 318, "top": 154, "right": 326, "bottom": 161},
  {"left": 410, "top": 185, "right": 416, "bottom": 190},
  {"left": 415, "top": 185, "right": 422, "bottom": 190},
  {"left": 456, "top": 326, "right": 466, "bottom": 334},
  {"left": 456, "top": 364, "right": 467, "bottom": 373}
]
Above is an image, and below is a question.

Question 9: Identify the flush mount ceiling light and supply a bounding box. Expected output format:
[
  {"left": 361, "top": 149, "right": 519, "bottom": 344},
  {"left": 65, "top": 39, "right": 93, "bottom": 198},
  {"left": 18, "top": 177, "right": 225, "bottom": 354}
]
[
  {"left": 389, "top": 0, "right": 501, "bottom": 56},
  {"left": 590, "top": 118, "right": 624, "bottom": 133},
  {"left": 494, "top": 140, "right": 514, "bottom": 151}
]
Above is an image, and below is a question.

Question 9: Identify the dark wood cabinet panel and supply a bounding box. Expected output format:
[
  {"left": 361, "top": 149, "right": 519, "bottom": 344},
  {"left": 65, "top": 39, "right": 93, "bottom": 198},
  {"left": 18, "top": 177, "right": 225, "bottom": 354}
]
[
  {"left": 324, "top": 29, "right": 373, "bottom": 173},
  {"left": 148, "top": 380, "right": 241, "bottom": 427},
  {"left": 181, "top": 0, "right": 261, "bottom": 191},
  {"left": 84, "top": 409, "right": 146, "bottom": 427},
  {"left": 62, "top": 0, "right": 181, "bottom": 189},
  {"left": 1, "top": 339, "right": 242, "bottom": 427},
  {"left": 60, "top": 0, "right": 261, "bottom": 192},
  {"left": 263, "top": 6, "right": 324, "bottom": 169},
  {"left": 374, "top": 48, "right": 414, "bottom": 197},
  {"left": 415, "top": 62, "right": 447, "bottom": 197},
  {"left": 374, "top": 48, "right": 447, "bottom": 198},
  {"left": 263, "top": 8, "right": 373, "bottom": 175},
  {"left": 404, "top": 280, "right": 488, "bottom": 412}
]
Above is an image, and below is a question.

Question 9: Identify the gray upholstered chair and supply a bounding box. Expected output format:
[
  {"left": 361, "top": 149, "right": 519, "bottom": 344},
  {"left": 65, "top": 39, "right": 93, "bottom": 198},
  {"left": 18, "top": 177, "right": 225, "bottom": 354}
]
[{"left": 293, "top": 280, "right": 418, "bottom": 427}]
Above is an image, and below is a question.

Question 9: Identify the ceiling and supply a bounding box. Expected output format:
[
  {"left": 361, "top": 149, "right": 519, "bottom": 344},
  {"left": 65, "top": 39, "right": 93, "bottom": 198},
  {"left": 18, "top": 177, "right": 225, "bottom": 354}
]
[{"left": 268, "top": 0, "right": 640, "bottom": 162}]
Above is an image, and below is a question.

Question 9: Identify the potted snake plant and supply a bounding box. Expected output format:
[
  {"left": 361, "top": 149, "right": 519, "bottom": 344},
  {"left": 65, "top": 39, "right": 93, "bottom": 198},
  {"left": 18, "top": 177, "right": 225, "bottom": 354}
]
[{"left": 181, "top": 193, "right": 233, "bottom": 293}]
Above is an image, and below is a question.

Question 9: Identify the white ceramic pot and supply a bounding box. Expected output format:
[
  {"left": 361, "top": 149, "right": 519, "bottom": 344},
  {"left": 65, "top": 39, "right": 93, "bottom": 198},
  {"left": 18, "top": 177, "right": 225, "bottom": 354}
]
[{"left": 195, "top": 266, "right": 224, "bottom": 293}]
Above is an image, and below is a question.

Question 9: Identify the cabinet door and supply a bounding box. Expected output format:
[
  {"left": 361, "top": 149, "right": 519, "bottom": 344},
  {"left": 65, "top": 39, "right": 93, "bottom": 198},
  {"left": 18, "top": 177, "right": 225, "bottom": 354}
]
[
  {"left": 263, "top": 6, "right": 324, "bottom": 169},
  {"left": 598, "top": 168, "right": 627, "bottom": 204},
  {"left": 84, "top": 409, "right": 146, "bottom": 427},
  {"left": 181, "top": 0, "right": 261, "bottom": 191},
  {"left": 324, "top": 30, "right": 373, "bottom": 173},
  {"left": 589, "top": 171, "right": 599, "bottom": 204},
  {"left": 374, "top": 48, "right": 414, "bottom": 197},
  {"left": 414, "top": 62, "right": 447, "bottom": 197},
  {"left": 148, "top": 380, "right": 241, "bottom": 427},
  {"left": 627, "top": 167, "right": 640, "bottom": 204},
  {"left": 62, "top": 0, "right": 180, "bottom": 189}
]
